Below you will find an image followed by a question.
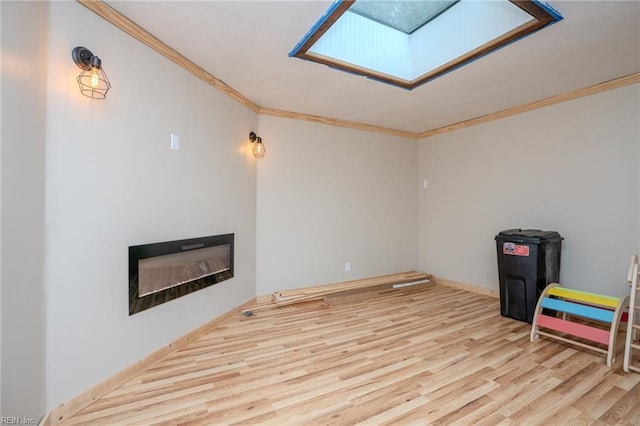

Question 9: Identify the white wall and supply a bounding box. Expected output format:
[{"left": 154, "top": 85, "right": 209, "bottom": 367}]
[
  {"left": 256, "top": 116, "right": 418, "bottom": 294},
  {"left": 1, "top": 0, "right": 48, "bottom": 419},
  {"left": 2, "top": 0, "right": 639, "bottom": 418},
  {"left": 44, "top": 2, "right": 257, "bottom": 409},
  {"left": 0, "top": 2, "right": 3, "bottom": 412},
  {"left": 418, "top": 84, "right": 640, "bottom": 297}
]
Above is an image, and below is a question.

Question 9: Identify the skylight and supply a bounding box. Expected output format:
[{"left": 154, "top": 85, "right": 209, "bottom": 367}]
[
  {"left": 290, "top": 0, "right": 563, "bottom": 90},
  {"left": 349, "top": 1, "right": 459, "bottom": 34}
]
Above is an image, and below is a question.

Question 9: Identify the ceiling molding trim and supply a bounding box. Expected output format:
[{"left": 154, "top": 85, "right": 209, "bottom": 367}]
[
  {"left": 259, "top": 107, "right": 419, "bottom": 140},
  {"left": 76, "top": 1, "right": 638, "bottom": 143},
  {"left": 418, "top": 72, "right": 640, "bottom": 139},
  {"left": 77, "top": 0, "right": 260, "bottom": 114}
]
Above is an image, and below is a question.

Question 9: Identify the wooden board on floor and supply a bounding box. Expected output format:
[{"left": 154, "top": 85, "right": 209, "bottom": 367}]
[
  {"left": 274, "top": 271, "right": 431, "bottom": 300},
  {"left": 242, "top": 272, "right": 432, "bottom": 314},
  {"left": 323, "top": 280, "right": 433, "bottom": 305}
]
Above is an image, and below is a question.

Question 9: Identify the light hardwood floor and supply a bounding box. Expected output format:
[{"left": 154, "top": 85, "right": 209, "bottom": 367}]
[{"left": 63, "top": 284, "right": 640, "bottom": 425}]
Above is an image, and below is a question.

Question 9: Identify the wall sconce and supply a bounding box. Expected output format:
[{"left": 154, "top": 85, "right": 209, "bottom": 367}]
[
  {"left": 72, "top": 46, "right": 111, "bottom": 99},
  {"left": 249, "top": 132, "right": 266, "bottom": 158}
]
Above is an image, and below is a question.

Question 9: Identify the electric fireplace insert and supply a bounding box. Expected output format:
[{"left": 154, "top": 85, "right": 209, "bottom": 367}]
[{"left": 129, "top": 233, "right": 234, "bottom": 315}]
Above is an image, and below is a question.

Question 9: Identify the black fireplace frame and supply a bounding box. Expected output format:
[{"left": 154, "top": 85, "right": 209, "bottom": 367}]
[{"left": 129, "top": 233, "right": 234, "bottom": 315}]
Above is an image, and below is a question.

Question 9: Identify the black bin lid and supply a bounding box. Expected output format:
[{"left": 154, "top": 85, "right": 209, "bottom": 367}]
[{"left": 495, "top": 229, "right": 563, "bottom": 244}]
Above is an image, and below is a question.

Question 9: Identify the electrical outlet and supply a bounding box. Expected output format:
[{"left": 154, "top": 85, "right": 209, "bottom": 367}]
[{"left": 345, "top": 262, "right": 351, "bottom": 272}]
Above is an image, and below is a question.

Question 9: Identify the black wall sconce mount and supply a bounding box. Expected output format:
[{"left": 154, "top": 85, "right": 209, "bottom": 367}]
[{"left": 249, "top": 131, "right": 266, "bottom": 158}]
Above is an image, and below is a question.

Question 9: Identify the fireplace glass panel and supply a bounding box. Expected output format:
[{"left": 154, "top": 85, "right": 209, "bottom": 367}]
[
  {"left": 138, "top": 243, "right": 231, "bottom": 297},
  {"left": 129, "top": 233, "right": 234, "bottom": 315}
]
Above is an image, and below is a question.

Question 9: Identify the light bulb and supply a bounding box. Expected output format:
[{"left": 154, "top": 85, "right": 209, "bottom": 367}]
[
  {"left": 252, "top": 139, "right": 266, "bottom": 158},
  {"left": 90, "top": 67, "right": 100, "bottom": 89}
]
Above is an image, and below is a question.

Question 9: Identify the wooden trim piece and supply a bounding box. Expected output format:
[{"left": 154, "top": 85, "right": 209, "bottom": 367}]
[
  {"left": 259, "top": 106, "right": 419, "bottom": 140},
  {"left": 76, "top": 2, "right": 639, "bottom": 142},
  {"left": 304, "top": 52, "right": 413, "bottom": 90},
  {"left": 322, "top": 280, "right": 432, "bottom": 305},
  {"left": 262, "top": 72, "right": 639, "bottom": 140},
  {"left": 419, "top": 72, "right": 640, "bottom": 139},
  {"left": 411, "top": 21, "right": 540, "bottom": 89},
  {"left": 255, "top": 294, "right": 273, "bottom": 304},
  {"left": 291, "top": 0, "right": 354, "bottom": 57},
  {"left": 76, "top": 0, "right": 260, "bottom": 114},
  {"left": 274, "top": 271, "right": 429, "bottom": 299},
  {"left": 432, "top": 276, "right": 499, "bottom": 298},
  {"left": 243, "top": 272, "right": 431, "bottom": 314},
  {"left": 38, "top": 412, "right": 51, "bottom": 426},
  {"left": 511, "top": 0, "right": 557, "bottom": 24},
  {"left": 46, "top": 297, "right": 260, "bottom": 425}
]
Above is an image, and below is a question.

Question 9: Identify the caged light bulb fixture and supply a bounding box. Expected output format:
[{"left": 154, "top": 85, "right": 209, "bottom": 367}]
[
  {"left": 72, "top": 46, "right": 111, "bottom": 99},
  {"left": 249, "top": 132, "right": 266, "bottom": 158}
]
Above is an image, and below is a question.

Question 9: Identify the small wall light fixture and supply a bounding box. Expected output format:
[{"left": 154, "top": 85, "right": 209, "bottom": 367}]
[
  {"left": 249, "top": 132, "right": 266, "bottom": 158},
  {"left": 72, "top": 46, "right": 111, "bottom": 99}
]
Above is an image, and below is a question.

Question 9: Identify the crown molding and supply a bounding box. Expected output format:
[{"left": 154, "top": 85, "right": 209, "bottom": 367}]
[
  {"left": 77, "top": 1, "right": 639, "bottom": 141},
  {"left": 258, "top": 107, "right": 419, "bottom": 140},
  {"left": 418, "top": 72, "right": 640, "bottom": 139},
  {"left": 77, "top": 0, "right": 260, "bottom": 114}
]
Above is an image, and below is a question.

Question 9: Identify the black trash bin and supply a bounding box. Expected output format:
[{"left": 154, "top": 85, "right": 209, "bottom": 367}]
[{"left": 495, "top": 229, "right": 563, "bottom": 323}]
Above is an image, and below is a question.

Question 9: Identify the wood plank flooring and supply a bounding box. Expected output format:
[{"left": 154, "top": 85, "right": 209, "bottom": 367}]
[{"left": 64, "top": 284, "right": 640, "bottom": 425}]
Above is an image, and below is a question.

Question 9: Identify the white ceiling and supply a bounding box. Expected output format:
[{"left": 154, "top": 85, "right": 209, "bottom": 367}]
[{"left": 105, "top": 0, "right": 640, "bottom": 135}]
